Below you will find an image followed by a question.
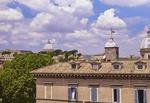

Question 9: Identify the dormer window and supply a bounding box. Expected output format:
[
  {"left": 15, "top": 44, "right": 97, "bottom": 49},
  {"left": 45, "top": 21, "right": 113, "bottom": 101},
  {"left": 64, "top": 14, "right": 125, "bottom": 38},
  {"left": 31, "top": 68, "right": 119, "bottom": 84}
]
[
  {"left": 91, "top": 63, "right": 101, "bottom": 70},
  {"left": 113, "top": 64, "right": 119, "bottom": 70},
  {"left": 71, "top": 63, "right": 77, "bottom": 69},
  {"left": 112, "top": 62, "right": 122, "bottom": 70},
  {"left": 135, "top": 61, "right": 146, "bottom": 70},
  {"left": 137, "top": 64, "right": 143, "bottom": 69},
  {"left": 70, "top": 62, "right": 80, "bottom": 70}
]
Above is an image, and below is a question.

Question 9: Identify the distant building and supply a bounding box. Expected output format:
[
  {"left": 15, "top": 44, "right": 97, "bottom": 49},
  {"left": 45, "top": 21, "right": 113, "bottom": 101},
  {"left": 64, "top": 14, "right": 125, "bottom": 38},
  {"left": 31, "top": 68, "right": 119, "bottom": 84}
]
[
  {"left": 0, "top": 49, "right": 32, "bottom": 64},
  {"left": 42, "top": 40, "right": 54, "bottom": 52},
  {"left": 32, "top": 29, "right": 150, "bottom": 103}
]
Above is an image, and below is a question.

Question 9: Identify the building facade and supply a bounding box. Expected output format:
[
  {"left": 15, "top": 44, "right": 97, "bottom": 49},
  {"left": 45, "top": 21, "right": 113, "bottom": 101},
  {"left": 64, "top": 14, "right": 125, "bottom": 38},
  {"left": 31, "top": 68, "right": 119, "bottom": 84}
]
[
  {"left": 32, "top": 29, "right": 150, "bottom": 103},
  {"left": 0, "top": 49, "right": 32, "bottom": 65}
]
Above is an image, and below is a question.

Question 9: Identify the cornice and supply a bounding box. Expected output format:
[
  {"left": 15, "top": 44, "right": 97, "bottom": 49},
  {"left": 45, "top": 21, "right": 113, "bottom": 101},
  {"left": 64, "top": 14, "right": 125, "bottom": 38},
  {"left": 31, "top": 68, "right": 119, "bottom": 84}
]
[{"left": 32, "top": 73, "right": 150, "bottom": 80}]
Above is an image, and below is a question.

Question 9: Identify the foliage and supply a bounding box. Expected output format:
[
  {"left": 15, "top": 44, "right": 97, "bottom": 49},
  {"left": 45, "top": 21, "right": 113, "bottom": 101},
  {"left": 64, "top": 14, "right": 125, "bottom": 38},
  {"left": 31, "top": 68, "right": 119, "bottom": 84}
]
[
  {"left": 0, "top": 53, "right": 54, "bottom": 103},
  {"left": 0, "top": 49, "right": 81, "bottom": 103}
]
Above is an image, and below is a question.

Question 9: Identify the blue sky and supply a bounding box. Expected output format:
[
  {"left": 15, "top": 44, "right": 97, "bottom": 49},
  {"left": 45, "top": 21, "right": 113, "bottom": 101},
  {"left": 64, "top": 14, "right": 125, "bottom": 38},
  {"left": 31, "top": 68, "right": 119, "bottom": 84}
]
[{"left": 0, "top": 0, "right": 150, "bottom": 56}]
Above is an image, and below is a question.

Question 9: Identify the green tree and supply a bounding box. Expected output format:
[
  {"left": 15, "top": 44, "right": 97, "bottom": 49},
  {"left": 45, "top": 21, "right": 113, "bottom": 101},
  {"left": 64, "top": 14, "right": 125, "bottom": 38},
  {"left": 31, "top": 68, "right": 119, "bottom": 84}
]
[
  {"left": 0, "top": 49, "right": 81, "bottom": 103},
  {"left": 0, "top": 53, "right": 54, "bottom": 103}
]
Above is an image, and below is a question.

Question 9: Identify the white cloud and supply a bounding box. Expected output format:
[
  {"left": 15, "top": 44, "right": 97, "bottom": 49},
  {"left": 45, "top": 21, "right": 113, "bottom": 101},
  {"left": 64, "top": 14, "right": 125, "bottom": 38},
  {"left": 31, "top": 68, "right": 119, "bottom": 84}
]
[
  {"left": 15, "top": 0, "right": 50, "bottom": 11},
  {"left": 101, "top": 0, "right": 150, "bottom": 7},
  {"left": 30, "top": 11, "right": 88, "bottom": 32},
  {"left": 0, "top": 0, "right": 13, "bottom": 8},
  {"left": 0, "top": 0, "right": 145, "bottom": 56},
  {"left": 66, "top": 30, "right": 93, "bottom": 39},
  {"left": 0, "top": 35, "right": 8, "bottom": 45},
  {"left": 0, "top": 8, "right": 24, "bottom": 21},
  {"left": 16, "top": 0, "right": 93, "bottom": 17},
  {"left": 26, "top": 0, "right": 93, "bottom": 32},
  {"left": 92, "top": 8, "right": 127, "bottom": 29},
  {"left": 124, "top": 16, "right": 150, "bottom": 26},
  {"left": 0, "top": 23, "right": 12, "bottom": 32},
  {"left": 30, "top": 12, "right": 53, "bottom": 30},
  {"left": 11, "top": 31, "right": 44, "bottom": 46}
]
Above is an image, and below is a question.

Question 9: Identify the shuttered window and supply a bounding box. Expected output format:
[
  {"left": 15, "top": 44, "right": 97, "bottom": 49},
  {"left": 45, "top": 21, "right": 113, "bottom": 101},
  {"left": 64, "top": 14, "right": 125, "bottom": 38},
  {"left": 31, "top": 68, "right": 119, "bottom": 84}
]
[
  {"left": 135, "top": 89, "right": 147, "bottom": 103},
  {"left": 44, "top": 83, "right": 52, "bottom": 99},
  {"left": 113, "top": 88, "right": 120, "bottom": 103},
  {"left": 91, "top": 87, "right": 98, "bottom": 102},
  {"left": 68, "top": 87, "right": 77, "bottom": 101}
]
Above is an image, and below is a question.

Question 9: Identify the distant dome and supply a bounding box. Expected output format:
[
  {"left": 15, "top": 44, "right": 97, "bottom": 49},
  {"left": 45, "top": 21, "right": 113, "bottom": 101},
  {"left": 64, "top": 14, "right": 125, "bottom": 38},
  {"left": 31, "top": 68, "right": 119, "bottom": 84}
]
[
  {"left": 105, "top": 38, "right": 118, "bottom": 47},
  {"left": 43, "top": 40, "right": 53, "bottom": 51},
  {"left": 140, "top": 28, "right": 150, "bottom": 49}
]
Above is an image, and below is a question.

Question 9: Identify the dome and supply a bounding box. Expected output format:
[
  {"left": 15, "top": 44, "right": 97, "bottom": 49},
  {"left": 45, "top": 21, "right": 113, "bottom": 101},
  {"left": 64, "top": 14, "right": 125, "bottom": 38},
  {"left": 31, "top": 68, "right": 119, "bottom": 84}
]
[
  {"left": 140, "top": 29, "right": 150, "bottom": 49},
  {"left": 105, "top": 38, "right": 118, "bottom": 47},
  {"left": 43, "top": 40, "right": 53, "bottom": 51}
]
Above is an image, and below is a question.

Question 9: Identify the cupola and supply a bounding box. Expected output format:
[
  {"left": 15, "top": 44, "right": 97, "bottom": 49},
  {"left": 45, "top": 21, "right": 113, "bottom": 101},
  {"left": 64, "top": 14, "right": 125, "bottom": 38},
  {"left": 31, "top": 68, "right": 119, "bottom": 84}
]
[
  {"left": 43, "top": 40, "right": 54, "bottom": 52},
  {"left": 140, "top": 28, "right": 150, "bottom": 49},
  {"left": 140, "top": 28, "right": 150, "bottom": 59},
  {"left": 105, "top": 29, "right": 119, "bottom": 61}
]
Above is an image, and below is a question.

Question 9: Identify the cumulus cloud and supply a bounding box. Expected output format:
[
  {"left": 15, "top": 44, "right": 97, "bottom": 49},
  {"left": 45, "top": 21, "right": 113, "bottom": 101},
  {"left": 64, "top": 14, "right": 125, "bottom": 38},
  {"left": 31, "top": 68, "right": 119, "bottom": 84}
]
[
  {"left": 0, "top": 8, "right": 24, "bottom": 21},
  {"left": 92, "top": 9, "right": 126, "bottom": 29},
  {"left": 0, "top": 23, "right": 12, "bottom": 32},
  {"left": 66, "top": 30, "right": 93, "bottom": 39},
  {"left": 16, "top": 0, "right": 93, "bottom": 17},
  {"left": 15, "top": 0, "right": 50, "bottom": 11},
  {"left": 101, "top": 0, "right": 150, "bottom": 7},
  {"left": 0, "top": 35, "right": 8, "bottom": 45},
  {"left": 30, "top": 12, "right": 88, "bottom": 32},
  {"left": 0, "top": 0, "right": 146, "bottom": 56}
]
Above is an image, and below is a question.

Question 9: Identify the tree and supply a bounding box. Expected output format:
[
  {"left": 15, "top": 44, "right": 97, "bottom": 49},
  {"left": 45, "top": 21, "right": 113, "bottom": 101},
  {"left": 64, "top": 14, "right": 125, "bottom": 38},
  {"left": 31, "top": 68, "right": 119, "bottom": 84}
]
[
  {"left": 0, "top": 53, "right": 54, "bottom": 103},
  {"left": 0, "top": 49, "right": 82, "bottom": 103}
]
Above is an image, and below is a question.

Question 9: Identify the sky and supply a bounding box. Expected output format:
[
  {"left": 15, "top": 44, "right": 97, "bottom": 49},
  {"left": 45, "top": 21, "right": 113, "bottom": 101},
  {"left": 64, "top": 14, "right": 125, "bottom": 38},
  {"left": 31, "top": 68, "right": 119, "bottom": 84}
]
[{"left": 0, "top": 0, "right": 150, "bottom": 56}]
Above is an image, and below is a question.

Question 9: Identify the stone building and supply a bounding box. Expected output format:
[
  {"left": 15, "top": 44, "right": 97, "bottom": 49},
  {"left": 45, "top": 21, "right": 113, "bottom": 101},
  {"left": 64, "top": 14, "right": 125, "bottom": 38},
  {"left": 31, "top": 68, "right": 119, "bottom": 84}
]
[
  {"left": 32, "top": 29, "right": 150, "bottom": 103},
  {"left": 0, "top": 49, "right": 32, "bottom": 64}
]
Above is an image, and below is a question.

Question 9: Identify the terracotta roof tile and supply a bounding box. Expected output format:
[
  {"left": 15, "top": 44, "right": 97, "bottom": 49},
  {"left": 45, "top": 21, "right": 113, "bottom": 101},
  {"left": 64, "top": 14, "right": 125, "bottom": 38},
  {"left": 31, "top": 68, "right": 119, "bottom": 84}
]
[{"left": 31, "top": 59, "right": 150, "bottom": 74}]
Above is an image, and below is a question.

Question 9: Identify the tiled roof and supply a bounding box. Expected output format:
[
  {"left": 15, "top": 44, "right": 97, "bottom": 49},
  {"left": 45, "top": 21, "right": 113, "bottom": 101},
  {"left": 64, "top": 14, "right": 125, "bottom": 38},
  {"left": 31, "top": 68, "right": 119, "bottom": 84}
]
[{"left": 31, "top": 59, "right": 150, "bottom": 74}]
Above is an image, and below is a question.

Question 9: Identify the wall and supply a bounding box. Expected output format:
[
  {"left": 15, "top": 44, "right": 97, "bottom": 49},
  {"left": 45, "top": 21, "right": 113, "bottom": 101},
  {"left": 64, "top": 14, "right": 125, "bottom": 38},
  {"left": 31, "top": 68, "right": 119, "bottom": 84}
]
[{"left": 36, "top": 78, "right": 150, "bottom": 103}]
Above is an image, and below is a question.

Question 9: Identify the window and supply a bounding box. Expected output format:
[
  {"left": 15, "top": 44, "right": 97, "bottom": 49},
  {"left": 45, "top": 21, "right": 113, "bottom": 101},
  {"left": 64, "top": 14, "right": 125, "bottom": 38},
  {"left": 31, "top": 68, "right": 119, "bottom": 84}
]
[
  {"left": 71, "top": 63, "right": 76, "bottom": 69},
  {"left": 148, "top": 55, "right": 150, "bottom": 60},
  {"left": 90, "top": 86, "right": 98, "bottom": 102},
  {"left": 112, "top": 62, "right": 122, "bottom": 70},
  {"left": 141, "top": 54, "right": 144, "bottom": 58},
  {"left": 70, "top": 63, "right": 80, "bottom": 69},
  {"left": 112, "top": 88, "right": 121, "bottom": 103},
  {"left": 68, "top": 86, "right": 77, "bottom": 101},
  {"left": 91, "top": 64, "right": 100, "bottom": 70},
  {"left": 137, "top": 64, "right": 143, "bottom": 69},
  {"left": 135, "top": 61, "right": 147, "bottom": 70},
  {"left": 135, "top": 89, "right": 147, "bottom": 103},
  {"left": 44, "top": 82, "right": 53, "bottom": 99},
  {"left": 113, "top": 64, "right": 119, "bottom": 70}
]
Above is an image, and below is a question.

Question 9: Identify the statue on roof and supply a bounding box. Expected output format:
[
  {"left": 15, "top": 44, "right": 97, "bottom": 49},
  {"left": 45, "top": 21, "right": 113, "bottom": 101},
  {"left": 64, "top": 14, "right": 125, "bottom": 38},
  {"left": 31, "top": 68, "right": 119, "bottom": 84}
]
[{"left": 105, "top": 28, "right": 118, "bottom": 47}]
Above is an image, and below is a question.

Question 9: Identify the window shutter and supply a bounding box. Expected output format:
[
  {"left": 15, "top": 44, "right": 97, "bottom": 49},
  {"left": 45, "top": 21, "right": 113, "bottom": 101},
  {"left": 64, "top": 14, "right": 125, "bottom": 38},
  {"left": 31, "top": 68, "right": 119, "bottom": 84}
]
[
  {"left": 135, "top": 90, "right": 138, "bottom": 103},
  {"left": 144, "top": 90, "right": 147, "bottom": 103},
  {"left": 74, "top": 88, "right": 77, "bottom": 100},
  {"left": 68, "top": 88, "right": 71, "bottom": 100},
  {"left": 117, "top": 89, "right": 120, "bottom": 102},
  {"left": 91, "top": 87, "right": 97, "bottom": 102}
]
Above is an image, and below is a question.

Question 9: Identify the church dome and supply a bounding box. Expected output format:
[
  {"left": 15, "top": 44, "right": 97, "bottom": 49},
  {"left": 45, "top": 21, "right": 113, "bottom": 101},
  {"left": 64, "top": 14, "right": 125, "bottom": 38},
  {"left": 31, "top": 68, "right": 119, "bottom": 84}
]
[
  {"left": 140, "top": 28, "right": 150, "bottom": 49},
  {"left": 43, "top": 40, "right": 53, "bottom": 51},
  {"left": 105, "top": 38, "right": 118, "bottom": 47}
]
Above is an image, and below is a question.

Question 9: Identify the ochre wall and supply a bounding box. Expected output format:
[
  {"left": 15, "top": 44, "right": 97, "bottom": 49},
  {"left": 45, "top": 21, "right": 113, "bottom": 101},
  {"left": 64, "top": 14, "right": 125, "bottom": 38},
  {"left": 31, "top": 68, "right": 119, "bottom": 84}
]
[{"left": 36, "top": 78, "right": 150, "bottom": 103}]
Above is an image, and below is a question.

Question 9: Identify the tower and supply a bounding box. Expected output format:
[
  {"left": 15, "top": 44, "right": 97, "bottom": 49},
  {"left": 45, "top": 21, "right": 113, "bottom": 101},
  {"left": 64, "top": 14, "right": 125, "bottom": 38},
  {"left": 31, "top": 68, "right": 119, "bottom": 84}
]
[
  {"left": 105, "top": 29, "right": 119, "bottom": 61},
  {"left": 140, "top": 28, "right": 150, "bottom": 59}
]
